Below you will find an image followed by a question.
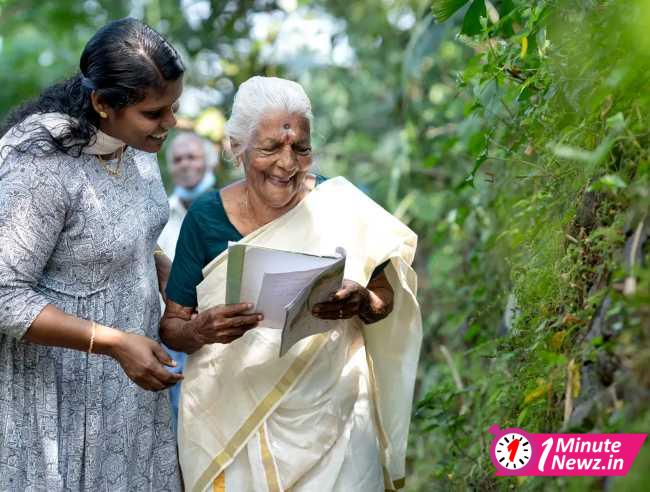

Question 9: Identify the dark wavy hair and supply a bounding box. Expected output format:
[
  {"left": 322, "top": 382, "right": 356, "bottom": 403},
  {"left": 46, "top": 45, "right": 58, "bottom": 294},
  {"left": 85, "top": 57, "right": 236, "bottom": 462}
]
[{"left": 0, "top": 17, "right": 185, "bottom": 157}]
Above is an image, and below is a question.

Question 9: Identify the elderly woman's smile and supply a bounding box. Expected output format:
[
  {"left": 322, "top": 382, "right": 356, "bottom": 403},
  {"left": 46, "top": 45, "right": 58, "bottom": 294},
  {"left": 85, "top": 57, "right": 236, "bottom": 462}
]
[
  {"left": 245, "top": 110, "right": 313, "bottom": 207},
  {"left": 266, "top": 175, "right": 295, "bottom": 187}
]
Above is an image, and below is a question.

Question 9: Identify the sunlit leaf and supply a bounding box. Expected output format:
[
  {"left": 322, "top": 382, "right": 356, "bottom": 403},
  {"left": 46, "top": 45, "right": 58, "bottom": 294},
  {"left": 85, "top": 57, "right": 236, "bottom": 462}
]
[
  {"left": 548, "top": 137, "right": 615, "bottom": 167},
  {"left": 485, "top": 0, "right": 499, "bottom": 24},
  {"left": 588, "top": 174, "right": 628, "bottom": 192},
  {"left": 520, "top": 36, "right": 528, "bottom": 58},
  {"left": 523, "top": 382, "right": 551, "bottom": 405},
  {"left": 550, "top": 330, "right": 567, "bottom": 350},
  {"left": 606, "top": 112, "right": 626, "bottom": 131}
]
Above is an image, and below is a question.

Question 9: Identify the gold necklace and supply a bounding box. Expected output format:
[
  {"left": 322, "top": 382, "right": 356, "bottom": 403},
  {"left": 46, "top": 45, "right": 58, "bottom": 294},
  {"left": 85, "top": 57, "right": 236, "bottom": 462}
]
[{"left": 96, "top": 146, "right": 125, "bottom": 177}]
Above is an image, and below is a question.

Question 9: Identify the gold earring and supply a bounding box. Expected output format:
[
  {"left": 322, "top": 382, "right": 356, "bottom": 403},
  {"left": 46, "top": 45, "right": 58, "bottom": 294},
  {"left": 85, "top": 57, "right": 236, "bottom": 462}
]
[{"left": 99, "top": 111, "right": 108, "bottom": 119}]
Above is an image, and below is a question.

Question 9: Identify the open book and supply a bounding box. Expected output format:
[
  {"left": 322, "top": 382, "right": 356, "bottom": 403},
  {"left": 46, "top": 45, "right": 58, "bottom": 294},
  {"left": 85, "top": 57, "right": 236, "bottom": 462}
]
[{"left": 225, "top": 243, "right": 346, "bottom": 357}]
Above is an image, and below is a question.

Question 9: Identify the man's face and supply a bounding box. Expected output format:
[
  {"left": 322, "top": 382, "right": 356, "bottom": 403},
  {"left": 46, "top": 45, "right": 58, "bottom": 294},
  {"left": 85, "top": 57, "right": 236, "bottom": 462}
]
[{"left": 170, "top": 136, "right": 207, "bottom": 189}]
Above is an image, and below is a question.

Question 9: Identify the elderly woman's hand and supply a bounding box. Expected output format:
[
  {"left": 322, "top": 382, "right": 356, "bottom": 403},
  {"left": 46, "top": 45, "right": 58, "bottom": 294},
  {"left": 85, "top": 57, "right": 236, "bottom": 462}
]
[
  {"left": 187, "top": 303, "right": 263, "bottom": 350},
  {"left": 311, "top": 272, "right": 394, "bottom": 324}
]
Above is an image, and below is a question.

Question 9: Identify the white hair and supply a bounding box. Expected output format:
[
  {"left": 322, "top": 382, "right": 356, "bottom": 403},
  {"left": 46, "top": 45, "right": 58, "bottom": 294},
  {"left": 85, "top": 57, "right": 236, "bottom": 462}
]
[
  {"left": 225, "top": 76, "right": 313, "bottom": 159},
  {"left": 165, "top": 131, "right": 219, "bottom": 170}
]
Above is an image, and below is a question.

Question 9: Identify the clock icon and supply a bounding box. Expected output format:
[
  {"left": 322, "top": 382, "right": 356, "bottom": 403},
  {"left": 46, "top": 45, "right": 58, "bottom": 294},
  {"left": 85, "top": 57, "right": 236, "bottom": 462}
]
[{"left": 493, "top": 432, "right": 532, "bottom": 470}]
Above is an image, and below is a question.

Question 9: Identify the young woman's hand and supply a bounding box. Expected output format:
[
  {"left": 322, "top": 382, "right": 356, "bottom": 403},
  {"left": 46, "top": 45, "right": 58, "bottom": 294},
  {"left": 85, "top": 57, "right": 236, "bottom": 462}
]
[{"left": 107, "top": 332, "right": 183, "bottom": 391}]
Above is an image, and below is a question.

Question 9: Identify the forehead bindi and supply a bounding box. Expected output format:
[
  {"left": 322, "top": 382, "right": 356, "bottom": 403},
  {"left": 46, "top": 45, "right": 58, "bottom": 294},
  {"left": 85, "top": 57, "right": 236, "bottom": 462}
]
[
  {"left": 256, "top": 112, "right": 310, "bottom": 143},
  {"left": 278, "top": 123, "right": 294, "bottom": 143}
]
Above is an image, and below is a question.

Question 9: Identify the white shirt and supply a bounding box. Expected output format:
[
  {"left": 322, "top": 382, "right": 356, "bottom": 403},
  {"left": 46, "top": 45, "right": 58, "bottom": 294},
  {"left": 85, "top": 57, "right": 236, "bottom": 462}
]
[{"left": 157, "top": 194, "right": 187, "bottom": 261}]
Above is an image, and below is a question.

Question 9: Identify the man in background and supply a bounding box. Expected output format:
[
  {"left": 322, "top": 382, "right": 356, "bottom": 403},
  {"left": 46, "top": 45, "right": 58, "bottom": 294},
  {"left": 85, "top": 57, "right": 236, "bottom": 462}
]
[
  {"left": 158, "top": 131, "right": 219, "bottom": 429},
  {"left": 158, "top": 131, "right": 219, "bottom": 259}
]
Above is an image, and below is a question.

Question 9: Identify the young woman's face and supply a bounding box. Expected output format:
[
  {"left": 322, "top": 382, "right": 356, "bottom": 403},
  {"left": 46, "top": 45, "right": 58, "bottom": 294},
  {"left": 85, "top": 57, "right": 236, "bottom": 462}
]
[
  {"left": 243, "top": 110, "right": 312, "bottom": 209},
  {"left": 99, "top": 77, "right": 183, "bottom": 153}
]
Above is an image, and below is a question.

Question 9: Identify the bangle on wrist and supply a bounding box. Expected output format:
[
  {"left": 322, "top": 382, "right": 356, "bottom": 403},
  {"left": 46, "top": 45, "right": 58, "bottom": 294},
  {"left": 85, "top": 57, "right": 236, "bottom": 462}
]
[
  {"left": 88, "top": 321, "right": 97, "bottom": 354},
  {"left": 153, "top": 247, "right": 166, "bottom": 257}
]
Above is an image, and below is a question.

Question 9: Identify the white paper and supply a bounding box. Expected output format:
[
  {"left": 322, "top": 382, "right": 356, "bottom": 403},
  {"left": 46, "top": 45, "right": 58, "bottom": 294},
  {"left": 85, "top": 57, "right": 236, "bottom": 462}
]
[
  {"left": 227, "top": 243, "right": 346, "bottom": 357},
  {"left": 255, "top": 266, "right": 330, "bottom": 329},
  {"left": 238, "top": 246, "right": 340, "bottom": 307},
  {"left": 279, "top": 258, "right": 345, "bottom": 356}
]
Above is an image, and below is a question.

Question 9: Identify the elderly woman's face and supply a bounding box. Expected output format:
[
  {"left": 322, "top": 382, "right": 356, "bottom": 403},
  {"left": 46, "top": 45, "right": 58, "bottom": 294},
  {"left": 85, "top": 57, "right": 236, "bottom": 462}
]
[{"left": 243, "top": 110, "right": 312, "bottom": 208}]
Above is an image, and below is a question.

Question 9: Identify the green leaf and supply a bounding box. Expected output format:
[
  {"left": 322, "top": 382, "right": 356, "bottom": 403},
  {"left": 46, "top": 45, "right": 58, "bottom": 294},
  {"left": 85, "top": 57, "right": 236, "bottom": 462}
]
[
  {"left": 455, "top": 150, "right": 487, "bottom": 190},
  {"left": 431, "top": 0, "right": 471, "bottom": 22},
  {"left": 548, "top": 137, "right": 615, "bottom": 167},
  {"left": 517, "top": 407, "right": 530, "bottom": 426},
  {"left": 591, "top": 336, "right": 604, "bottom": 347},
  {"left": 588, "top": 174, "right": 628, "bottom": 192},
  {"left": 606, "top": 112, "right": 626, "bottom": 132},
  {"left": 461, "top": 0, "right": 487, "bottom": 36}
]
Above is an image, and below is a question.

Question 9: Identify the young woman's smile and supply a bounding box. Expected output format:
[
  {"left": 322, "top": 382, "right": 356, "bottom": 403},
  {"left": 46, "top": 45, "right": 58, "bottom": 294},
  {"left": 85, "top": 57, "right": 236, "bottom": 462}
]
[{"left": 95, "top": 77, "right": 183, "bottom": 153}]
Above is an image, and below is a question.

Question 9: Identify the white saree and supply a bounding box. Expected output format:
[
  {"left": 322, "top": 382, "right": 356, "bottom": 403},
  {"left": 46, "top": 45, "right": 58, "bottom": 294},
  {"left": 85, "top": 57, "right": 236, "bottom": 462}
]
[{"left": 178, "top": 177, "right": 421, "bottom": 492}]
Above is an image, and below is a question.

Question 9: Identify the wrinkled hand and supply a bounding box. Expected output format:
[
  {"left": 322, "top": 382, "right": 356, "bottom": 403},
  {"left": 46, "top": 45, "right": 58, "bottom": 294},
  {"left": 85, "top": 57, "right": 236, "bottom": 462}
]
[
  {"left": 110, "top": 332, "right": 183, "bottom": 391},
  {"left": 188, "top": 303, "right": 262, "bottom": 350},
  {"left": 311, "top": 279, "right": 393, "bottom": 324}
]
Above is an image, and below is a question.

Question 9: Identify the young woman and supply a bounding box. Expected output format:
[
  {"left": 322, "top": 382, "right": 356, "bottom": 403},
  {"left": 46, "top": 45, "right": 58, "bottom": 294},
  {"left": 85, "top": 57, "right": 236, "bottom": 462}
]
[{"left": 0, "top": 18, "right": 184, "bottom": 490}]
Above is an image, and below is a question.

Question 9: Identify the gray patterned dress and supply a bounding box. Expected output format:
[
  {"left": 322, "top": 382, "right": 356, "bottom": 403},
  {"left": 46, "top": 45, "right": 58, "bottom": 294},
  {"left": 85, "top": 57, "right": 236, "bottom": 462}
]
[{"left": 0, "top": 123, "right": 181, "bottom": 491}]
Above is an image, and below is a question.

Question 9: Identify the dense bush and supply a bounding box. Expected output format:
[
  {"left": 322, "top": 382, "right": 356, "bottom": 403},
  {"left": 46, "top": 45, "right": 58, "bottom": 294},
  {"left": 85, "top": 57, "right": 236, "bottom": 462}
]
[{"left": 406, "top": 1, "right": 650, "bottom": 490}]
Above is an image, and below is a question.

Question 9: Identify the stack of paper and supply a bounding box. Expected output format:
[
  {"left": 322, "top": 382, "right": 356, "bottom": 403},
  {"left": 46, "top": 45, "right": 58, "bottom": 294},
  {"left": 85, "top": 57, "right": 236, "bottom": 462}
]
[{"left": 225, "top": 244, "right": 346, "bottom": 356}]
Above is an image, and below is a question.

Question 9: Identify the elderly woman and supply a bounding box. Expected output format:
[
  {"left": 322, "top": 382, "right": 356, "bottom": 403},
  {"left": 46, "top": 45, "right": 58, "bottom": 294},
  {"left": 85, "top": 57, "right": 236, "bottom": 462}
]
[
  {"left": 161, "top": 76, "right": 421, "bottom": 491},
  {"left": 0, "top": 18, "right": 183, "bottom": 490}
]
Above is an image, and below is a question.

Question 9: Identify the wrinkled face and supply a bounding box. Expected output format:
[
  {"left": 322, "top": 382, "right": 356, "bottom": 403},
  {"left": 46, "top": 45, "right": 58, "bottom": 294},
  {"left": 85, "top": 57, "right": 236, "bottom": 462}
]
[
  {"left": 243, "top": 110, "right": 312, "bottom": 209},
  {"left": 169, "top": 136, "right": 206, "bottom": 189},
  {"left": 98, "top": 77, "right": 183, "bottom": 153}
]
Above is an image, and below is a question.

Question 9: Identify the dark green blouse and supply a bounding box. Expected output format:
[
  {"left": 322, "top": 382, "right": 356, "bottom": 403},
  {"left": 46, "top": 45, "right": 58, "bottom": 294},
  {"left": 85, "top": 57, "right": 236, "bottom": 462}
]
[{"left": 166, "top": 176, "right": 327, "bottom": 308}]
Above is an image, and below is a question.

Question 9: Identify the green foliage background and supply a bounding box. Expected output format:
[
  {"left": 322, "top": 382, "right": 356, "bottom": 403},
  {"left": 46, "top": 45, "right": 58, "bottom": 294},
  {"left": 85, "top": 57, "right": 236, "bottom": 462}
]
[{"left": 1, "top": 0, "right": 648, "bottom": 490}]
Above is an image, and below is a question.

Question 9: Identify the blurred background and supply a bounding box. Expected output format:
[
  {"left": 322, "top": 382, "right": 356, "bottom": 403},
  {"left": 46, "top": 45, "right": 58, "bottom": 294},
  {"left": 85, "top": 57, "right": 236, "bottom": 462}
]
[{"left": 1, "top": 0, "right": 648, "bottom": 490}]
